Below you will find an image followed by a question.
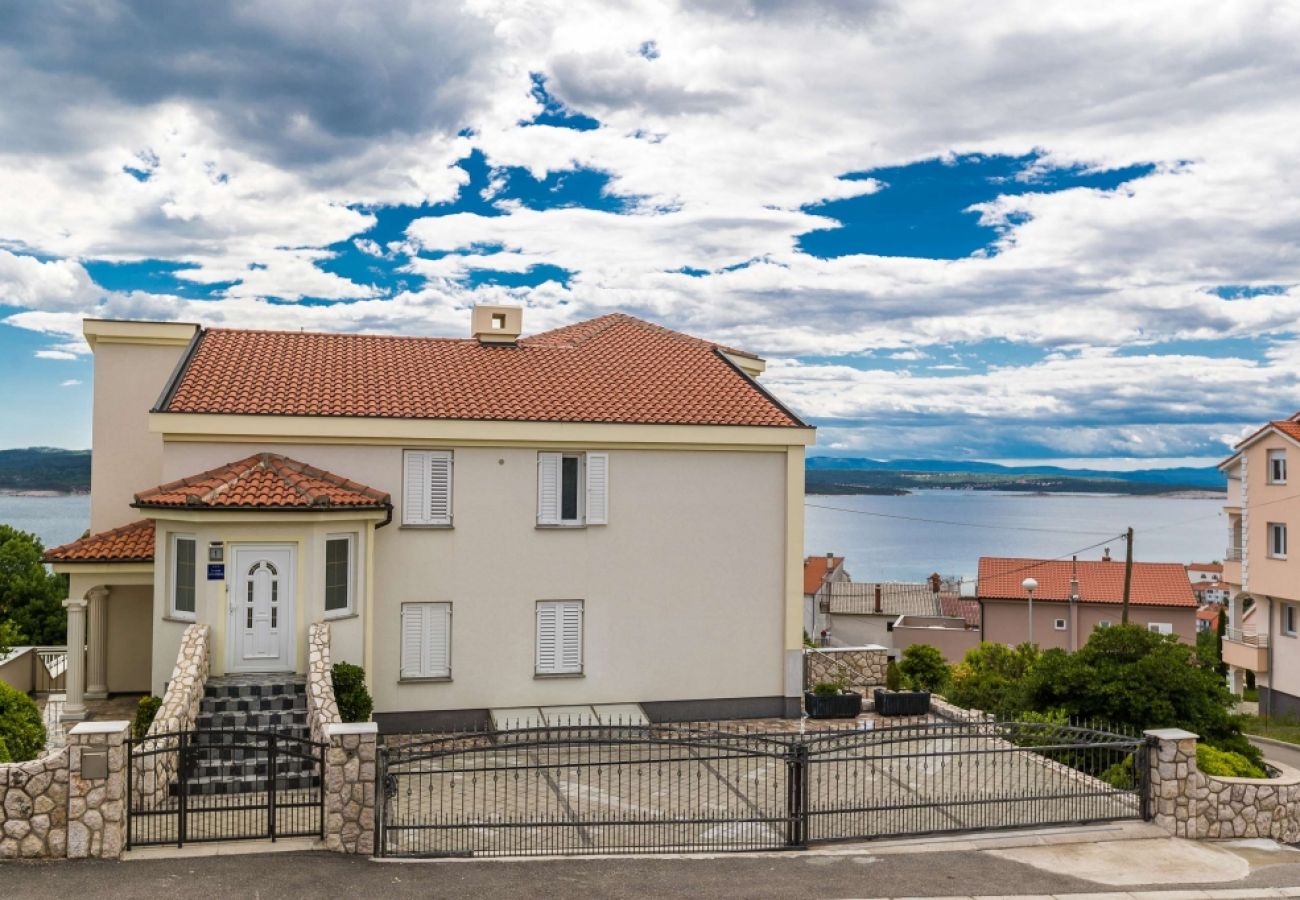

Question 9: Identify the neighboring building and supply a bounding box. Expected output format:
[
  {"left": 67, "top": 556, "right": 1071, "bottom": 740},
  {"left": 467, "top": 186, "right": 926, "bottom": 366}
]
[
  {"left": 42, "top": 309, "right": 815, "bottom": 729},
  {"left": 819, "top": 575, "right": 957, "bottom": 648},
  {"left": 1219, "top": 412, "right": 1300, "bottom": 715},
  {"left": 977, "top": 556, "right": 1198, "bottom": 650},
  {"left": 1196, "top": 605, "right": 1222, "bottom": 634},
  {"left": 803, "top": 554, "right": 847, "bottom": 639},
  {"left": 1187, "top": 562, "right": 1232, "bottom": 604},
  {"left": 1187, "top": 561, "right": 1224, "bottom": 584}
]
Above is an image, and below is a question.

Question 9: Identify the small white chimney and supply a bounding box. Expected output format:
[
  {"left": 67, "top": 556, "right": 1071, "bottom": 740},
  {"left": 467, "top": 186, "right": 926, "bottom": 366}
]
[{"left": 471, "top": 304, "right": 523, "bottom": 344}]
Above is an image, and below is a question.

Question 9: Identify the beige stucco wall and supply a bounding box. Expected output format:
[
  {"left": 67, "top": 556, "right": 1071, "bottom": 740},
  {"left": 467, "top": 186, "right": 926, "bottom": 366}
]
[
  {"left": 0, "top": 649, "right": 35, "bottom": 693},
  {"left": 149, "top": 515, "right": 372, "bottom": 696},
  {"left": 89, "top": 338, "right": 194, "bottom": 532},
  {"left": 980, "top": 599, "right": 1196, "bottom": 649},
  {"left": 154, "top": 441, "right": 788, "bottom": 712},
  {"left": 892, "top": 619, "right": 981, "bottom": 662},
  {"left": 104, "top": 585, "right": 153, "bottom": 693},
  {"left": 1243, "top": 434, "right": 1300, "bottom": 602},
  {"left": 826, "top": 613, "right": 892, "bottom": 649}
]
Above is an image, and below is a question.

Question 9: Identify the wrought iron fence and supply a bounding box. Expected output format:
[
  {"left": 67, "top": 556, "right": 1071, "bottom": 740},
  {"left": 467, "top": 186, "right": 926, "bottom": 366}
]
[
  {"left": 127, "top": 728, "right": 326, "bottom": 848},
  {"left": 377, "top": 719, "right": 1148, "bottom": 858}
]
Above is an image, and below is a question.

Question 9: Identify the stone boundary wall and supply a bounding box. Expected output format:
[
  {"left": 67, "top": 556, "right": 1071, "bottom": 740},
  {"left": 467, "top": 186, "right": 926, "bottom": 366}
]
[
  {"left": 324, "top": 722, "right": 376, "bottom": 855},
  {"left": 134, "top": 623, "right": 210, "bottom": 809},
  {"left": 0, "top": 747, "right": 68, "bottom": 858},
  {"left": 307, "top": 623, "right": 341, "bottom": 745},
  {"left": 803, "top": 646, "right": 888, "bottom": 695},
  {"left": 1, "top": 721, "right": 129, "bottom": 860},
  {"left": 1147, "top": 728, "right": 1300, "bottom": 841}
]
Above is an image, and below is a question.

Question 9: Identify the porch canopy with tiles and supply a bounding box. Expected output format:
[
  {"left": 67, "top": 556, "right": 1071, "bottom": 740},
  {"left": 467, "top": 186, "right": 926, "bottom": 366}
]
[{"left": 43, "top": 453, "right": 391, "bottom": 715}]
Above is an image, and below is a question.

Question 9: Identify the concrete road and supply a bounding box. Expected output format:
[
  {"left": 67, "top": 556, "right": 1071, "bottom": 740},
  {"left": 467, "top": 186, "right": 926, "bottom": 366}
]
[
  {"left": 1253, "top": 735, "right": 1300, "bottom": 771},
  {"left": 5, "top": 842, "right": 1300, "bottom": 899}
]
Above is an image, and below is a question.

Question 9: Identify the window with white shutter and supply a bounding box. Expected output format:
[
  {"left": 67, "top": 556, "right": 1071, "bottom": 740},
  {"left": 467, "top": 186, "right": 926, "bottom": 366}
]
[
  {"left": 400, "top": 602, "right": 452, "bottom": 679},
  {"left": 402, "top": 450, "right": 453, "bottom": 526},
  {"left": 537, "top": 452, "right": 609, "bottom": 527},
  {"left": 536, "top": 600, "right": 583, "bottom": 675}
]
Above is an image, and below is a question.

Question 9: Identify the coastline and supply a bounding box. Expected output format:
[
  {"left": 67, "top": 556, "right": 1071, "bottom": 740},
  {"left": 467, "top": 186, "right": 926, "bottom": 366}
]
[{"left": 0, "top": 489, "right": 86, "bottom": 498}]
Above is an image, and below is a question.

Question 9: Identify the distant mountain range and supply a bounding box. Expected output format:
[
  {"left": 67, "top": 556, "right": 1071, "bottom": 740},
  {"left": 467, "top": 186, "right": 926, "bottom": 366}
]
[
  {"left": 0, "top": 448, "right": 91, "bottom": 493},
  {"left": 806, "top": 457, "right": 1225, "bottom": 496}
]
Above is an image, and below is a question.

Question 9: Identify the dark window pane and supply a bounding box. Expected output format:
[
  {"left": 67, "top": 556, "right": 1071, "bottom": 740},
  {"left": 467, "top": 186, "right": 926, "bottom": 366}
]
[
  {"left": 325, "top": 537, "right": 350, "bottom": 611},
  {"left": 561, "top": 456, "right": 579, "bottom": 521},
  {"left": 174, "top": 538, "right": 196, "bottom": 614}
]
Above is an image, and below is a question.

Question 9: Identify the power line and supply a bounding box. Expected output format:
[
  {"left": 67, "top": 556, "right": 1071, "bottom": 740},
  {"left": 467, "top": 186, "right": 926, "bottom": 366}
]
[{"left": 804, "top": 500, "right": 1119, "bottom": 536}]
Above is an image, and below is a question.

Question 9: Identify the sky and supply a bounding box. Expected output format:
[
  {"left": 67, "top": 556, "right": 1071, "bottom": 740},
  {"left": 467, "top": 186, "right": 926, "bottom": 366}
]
[{"left": 1, "top": 1, "right": 1299, "bottom": 464}]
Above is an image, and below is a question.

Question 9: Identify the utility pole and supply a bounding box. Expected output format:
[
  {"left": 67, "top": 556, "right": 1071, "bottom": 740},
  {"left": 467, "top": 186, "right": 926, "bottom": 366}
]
[{"left": 1121, "top": 526, "right": 1134, "bottom": 625}]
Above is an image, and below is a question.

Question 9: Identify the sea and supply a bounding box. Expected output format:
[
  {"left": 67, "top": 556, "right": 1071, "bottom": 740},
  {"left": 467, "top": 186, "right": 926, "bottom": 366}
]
[{"left": 1, "top": 490, "right": 1226, "bottom": 586}]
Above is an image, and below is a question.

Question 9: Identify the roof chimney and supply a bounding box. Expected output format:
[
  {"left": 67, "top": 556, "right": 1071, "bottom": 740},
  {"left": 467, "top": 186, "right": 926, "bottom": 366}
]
[
  {"left": 471, "top": 304, "right": 523, "bottom": 345},
  {"left": 1102, "top": 547, "right": 1112, "bottom": 562},
  {"left": 928, "top": 572, "right": 941, "bottom": 593}
]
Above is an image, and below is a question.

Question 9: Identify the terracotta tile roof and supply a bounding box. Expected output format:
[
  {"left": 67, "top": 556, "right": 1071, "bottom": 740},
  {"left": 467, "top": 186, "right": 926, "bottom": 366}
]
[
  {"left": 43, "top": 519, "right": 155, "bottom": 564},
  {"left": 1197, "top": 606, "right": 1222, "bottom": 622},
  {"left": 804, "top": 555, "right": 843, "bottom": 594},
  {"left": 1232, "top": 416, "right": 1300, "bottom": 451},
  {"left": 133, "top": 453, "right": 391, "bottom": 511},
  {"left": 1187, "top": 562, "right": 1223, "bottom": 574},
  {"left": 977, "top": 557, "right": 1198, "bottom": 608},
  {"left": 160, "top": 313, "right": 802, "bottom": 428},
  {"left": 939, "top": 593, "right": 981, "bottom": 628}
]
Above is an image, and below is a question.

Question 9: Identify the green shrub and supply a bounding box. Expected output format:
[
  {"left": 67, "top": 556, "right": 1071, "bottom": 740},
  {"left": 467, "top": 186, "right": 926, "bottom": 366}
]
[
  {"left": 946, "top": 641, "right": 1040, "bottom": 716},
  {"left": 884, "top": 660, "right": 903, "bottom": 692},
  {"left": 1196, "top": 743, "right": 1267, "bottom": 779},
  {"left": 332, "top": 662, "right": 373, "bottom": 723},
  {"left": 897, "top": 644, "right": 949, "bottom": 693},
  {"left": 0, "top": 735, "right": 10, "bottom": 763},
  {"left": 0, "top": 680, "right": 46, "bottom": 761},
  {"left": 812, "top": 680, "right": 847, "bottom": 697},
  {"left": 132, "top": 695, "right": 163, "bottom": 740},
  {"left": 1101, "top": 754, "right": 1139, "bottom": 790}
]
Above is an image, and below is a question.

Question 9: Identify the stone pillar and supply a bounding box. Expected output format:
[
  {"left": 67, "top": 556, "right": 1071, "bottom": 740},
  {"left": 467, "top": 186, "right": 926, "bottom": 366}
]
[
  {"left": 85, "top": 587, "right": 110, "bottom": 700},
  {"left": 1145, "top": 727, "right": 1201, "bottom": 839},
  {"left": 324, "top": 722, "right": 377, "bottom": 855},
  {"left": 65, "top": 721, "right": 130, "bottom": 859},
  {"left": 61, "top": 597, "right": 88, "bottom": 722}
]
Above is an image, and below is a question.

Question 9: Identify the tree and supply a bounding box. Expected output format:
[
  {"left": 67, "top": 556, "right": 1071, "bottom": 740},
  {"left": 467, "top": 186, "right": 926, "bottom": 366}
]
[
  {"left": 0, "top": 524, "right": 67, "bottom": 645},
  {"left": 897, "top": 643, "right": 949, "bottom": 692},
  {"left": 946, "top": 642, "right": 1040, "bottom": 717}
]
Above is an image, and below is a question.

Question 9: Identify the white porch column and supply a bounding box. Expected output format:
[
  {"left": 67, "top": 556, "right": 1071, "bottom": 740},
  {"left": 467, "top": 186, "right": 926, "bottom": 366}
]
[
  {"left": 61, "top": 596, "right": 88, "bottom": 722},
  {"left": 86, "top": 586, "right": 110, "bottom": 699}
]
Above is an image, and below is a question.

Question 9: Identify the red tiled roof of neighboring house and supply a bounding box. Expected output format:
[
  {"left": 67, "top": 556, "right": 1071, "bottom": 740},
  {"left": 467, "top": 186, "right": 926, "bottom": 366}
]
[
  {"left": 159, "top": 313, "right": 802, "bottom": 428},
  {"left": 43, "top": 519, "right": 155, "bottom": 564},
  {"left": 1197, "top": 606, "right": 1222, "bottom": 622},
  {"left": 1187, "top": 562, "right": 1223, "bottom": 574},
  {"left": 133, "top": 453, "right": 391, "bottom": 511},
  {"left": 1231, "top": 416, "right": 1300, "bottom": 451},
  {"left": 940, "top": 593, "right": 981, "bottom": 628},
  {"left": 977, "top": 557, "right": 1198, "bottom": 608},
  {"left": 804, "top": 555, "right": 843, "bottom": 595}
]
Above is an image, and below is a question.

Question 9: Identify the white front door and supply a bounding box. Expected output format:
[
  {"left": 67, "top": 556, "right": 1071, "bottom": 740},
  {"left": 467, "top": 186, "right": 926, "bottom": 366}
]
[{"left": 229, "top": 545, "right": 295, "bottom": 672}]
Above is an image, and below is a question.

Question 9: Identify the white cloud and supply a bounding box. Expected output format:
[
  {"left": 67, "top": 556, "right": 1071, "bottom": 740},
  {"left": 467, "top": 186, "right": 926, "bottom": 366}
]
[{"left": 60, "top": 379, "right": 81, "bottom": 387}]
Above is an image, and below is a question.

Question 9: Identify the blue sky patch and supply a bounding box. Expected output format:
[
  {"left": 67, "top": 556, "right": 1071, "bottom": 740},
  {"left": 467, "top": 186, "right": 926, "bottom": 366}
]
[
  {"left": 525, "top": 73, "right": 600, "bottom": 131},
  {"left": 466, "top": 264, "right": 572, "bottom": 289},
  {"left": 798, "top": 152, "right": 1156, "bottom": 260},
  {"left": 1210, "top": 284, "right": 1291, "bottom": 299},
  {"left": 83, "top": 259, "right": 237, "bottom": 299}
]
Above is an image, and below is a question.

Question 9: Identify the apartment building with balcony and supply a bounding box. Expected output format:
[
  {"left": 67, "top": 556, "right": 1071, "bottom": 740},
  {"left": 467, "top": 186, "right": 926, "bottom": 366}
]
[{"left": 1219, "top": 412, "right": 1300, "bottom": 715}]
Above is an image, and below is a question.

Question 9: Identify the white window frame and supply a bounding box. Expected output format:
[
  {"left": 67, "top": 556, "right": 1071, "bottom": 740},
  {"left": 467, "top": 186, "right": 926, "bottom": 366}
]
[
  {"left": 536, "top": 600, "right": 584, "bottom": 676},
  {"left": 1268, "top": 522, "right": 1288, "bottom": 559},
  {"left": 400, "top": 602, "right": 452, "bottom": 680},
  {"left": 1053, "top": 619, "right": 1067, "bottom": 631},
  {"left": 1285, "top": 605, "right": 1297, "bottom": 637},
  {"left": 402, "top": 449, "right": 454, "bottom": 527},
  {"left": 1268, "top": 449, "right": 1288, "bottom": 485},
  {"left": 169, "top": 533, "right": 198, "bottom": 621},
  {"left": 323, "top": 533, "right": 355, "bottom": 619},
  {"left": 537, "top": 452, "right": 609, "bottom": 527},
  {"left": 1147, "top": 622, "right": 1174, "bottom": 635}
]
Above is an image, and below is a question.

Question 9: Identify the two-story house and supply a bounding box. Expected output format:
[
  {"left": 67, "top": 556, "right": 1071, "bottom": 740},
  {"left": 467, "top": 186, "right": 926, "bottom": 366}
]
[
  {"left": 1220, "top": 413, "right": 1300, "bottom": 715},
  {"left": 42, "top": 307, "right": 815, "bottom": 731}
]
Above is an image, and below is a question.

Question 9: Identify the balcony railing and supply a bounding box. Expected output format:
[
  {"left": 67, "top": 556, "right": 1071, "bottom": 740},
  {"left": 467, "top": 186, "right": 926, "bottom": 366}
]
[
  {"left": 1225, "top": 627, "right": 1267, "bottom": 647},
  {"left": 1225, "top": 546, "right": 1243, "bottom": 562}
]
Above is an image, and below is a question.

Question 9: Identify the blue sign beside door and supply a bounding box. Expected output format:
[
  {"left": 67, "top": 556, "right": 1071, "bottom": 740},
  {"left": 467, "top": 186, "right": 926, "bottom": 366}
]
[{"left": 207, "top": 563, "right": 225, "bottom": 580}]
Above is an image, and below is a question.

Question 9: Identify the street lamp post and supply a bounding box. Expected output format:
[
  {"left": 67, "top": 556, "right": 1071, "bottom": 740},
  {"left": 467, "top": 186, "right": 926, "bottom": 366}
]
[{"left": 1022, "top": 577, "right": 1038, "bottom": 646}]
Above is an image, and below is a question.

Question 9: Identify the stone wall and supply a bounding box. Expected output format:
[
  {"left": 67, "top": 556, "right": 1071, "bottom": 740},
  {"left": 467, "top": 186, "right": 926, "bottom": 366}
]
[
  {"left": 802, "top": 646, "right": 888, "bottom": 695},
  {"left": 324, "top": 722, "right": 376, "bottom": 855},
  {"left": 134, "top": 623, "right": 209, "bottom": 809},
  {"left": 307, "top": 622, "right": 341, "bottom": 745},
  {"left": 0, "top": 747, "right": 68, "bottom": 859},
  {"left": 1147, "top": 728, "right": 1300, "bottom": 841}
]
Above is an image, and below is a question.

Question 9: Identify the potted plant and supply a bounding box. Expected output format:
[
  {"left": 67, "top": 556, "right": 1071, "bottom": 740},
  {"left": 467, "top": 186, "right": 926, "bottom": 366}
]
[
  {"left": 804, "top": 678, "right": 862, "bottom": 719},
  {"left": 873, "top": 651, "right": 938, "bottom": 717}
]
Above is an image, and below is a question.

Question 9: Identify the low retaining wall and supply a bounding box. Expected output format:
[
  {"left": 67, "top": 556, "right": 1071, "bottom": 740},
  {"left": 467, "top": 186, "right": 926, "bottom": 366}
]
[
  {"left": 803, "top": 646, "right": 888, "bottom": 696},
  {"left": 1147, "top": 728, "right": 1300, "bottom": 841},
  {"left": 134, "top": 624, "right": 209, "bottom": 810},
  {"left": 306, "top": 623, "right": 341, "bottom": 745}
]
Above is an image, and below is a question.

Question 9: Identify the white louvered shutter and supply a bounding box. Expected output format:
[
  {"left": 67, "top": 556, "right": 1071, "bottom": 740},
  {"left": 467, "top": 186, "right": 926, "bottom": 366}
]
[
  {"left": 400, "top": 603, "right": 426, "bottom": 677},
  {"left": 537, "top": 452, "right": 562, "bottom": 525},
  {"left": 425, "top": 603, "right": 451, "bottom": 677},
  {"left": 559, "top": 601, "right": 583, "bottom": 673},
  {"left": 585, "top": 452, "right": 609, "bottom": 525},
  {"left": 427, "top": 451, "right": 453, "bottom": 526},
  {"left": 403, "top": 451, "right": 429, "bottom": 525},
  {"left": 536, "top": 603, "right": 559, "bottom": 673}
]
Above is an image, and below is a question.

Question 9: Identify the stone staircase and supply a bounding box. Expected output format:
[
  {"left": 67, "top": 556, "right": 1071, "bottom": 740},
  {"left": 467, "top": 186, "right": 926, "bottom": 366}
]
[{"left": 175, "top": 674, "right": 321, "bottom": 796}]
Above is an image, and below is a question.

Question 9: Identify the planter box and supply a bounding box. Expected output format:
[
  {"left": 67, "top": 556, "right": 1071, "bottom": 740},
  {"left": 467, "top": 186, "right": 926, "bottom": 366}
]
[
  {"left": 873, "top": 689, "right": 931, "bottom": 717},
  {"left": 804, "top": 691, "right": 863, "bottom": 719}
]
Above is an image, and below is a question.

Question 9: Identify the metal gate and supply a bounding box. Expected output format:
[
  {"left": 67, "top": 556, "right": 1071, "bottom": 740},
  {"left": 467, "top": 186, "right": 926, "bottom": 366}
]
[
  {"left": 127, "top": 729, "right": 326, "bottom": 848},
  {"left": 376, "top": 720, "right": 1148, "bottom": 858}
]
